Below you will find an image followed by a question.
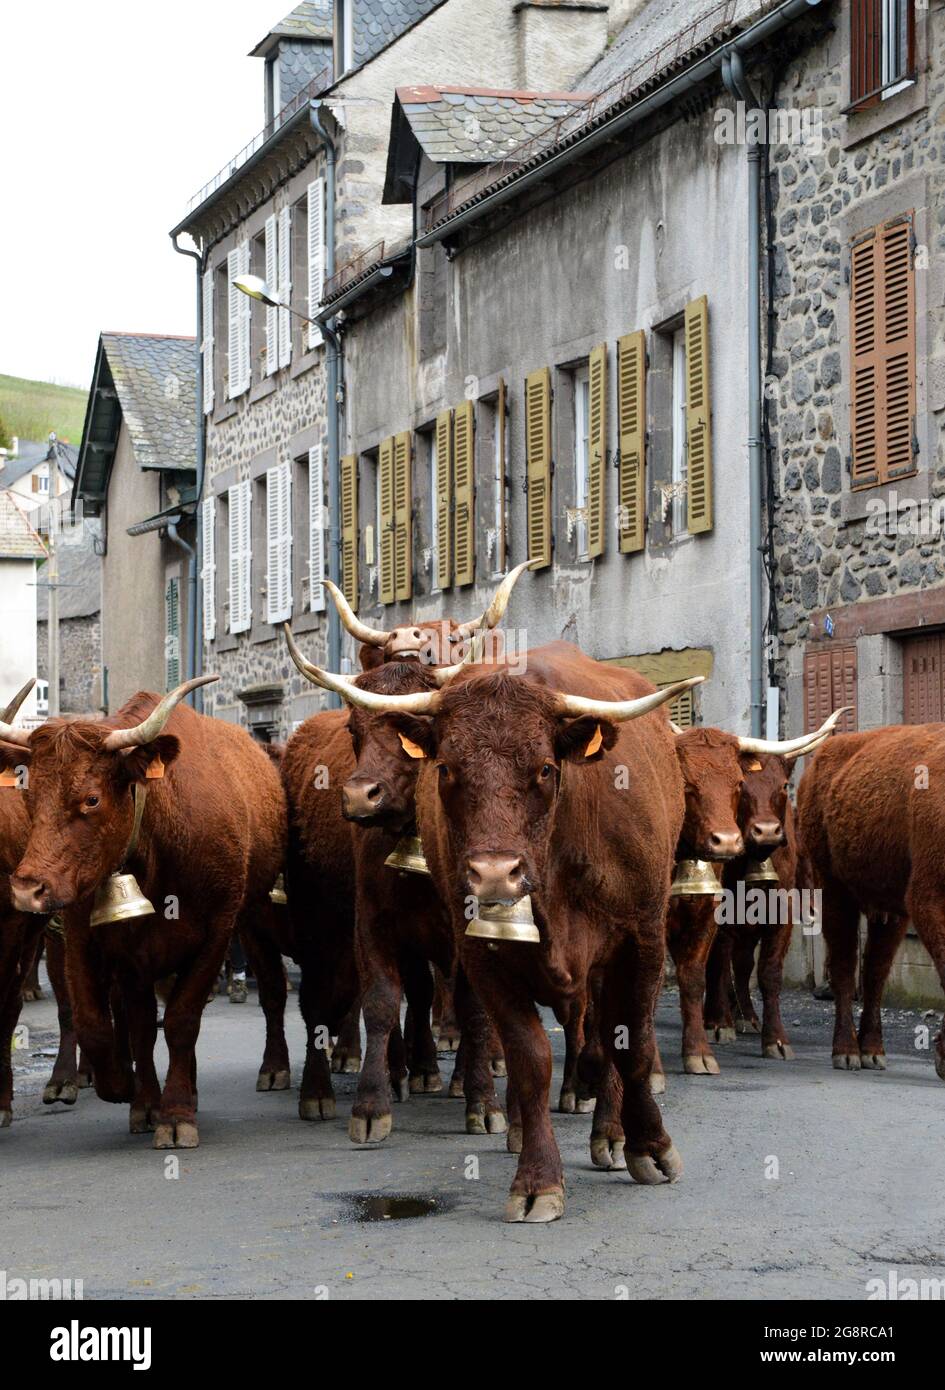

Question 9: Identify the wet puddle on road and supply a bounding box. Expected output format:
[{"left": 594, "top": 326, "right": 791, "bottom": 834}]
[{"left": 324, "top": 1193, "right": 452, "bottom": 1224}]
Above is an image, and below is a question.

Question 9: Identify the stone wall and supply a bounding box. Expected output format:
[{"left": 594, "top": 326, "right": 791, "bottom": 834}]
[{"left": 36, "top": 613, "right": 101, "bottom": 715}]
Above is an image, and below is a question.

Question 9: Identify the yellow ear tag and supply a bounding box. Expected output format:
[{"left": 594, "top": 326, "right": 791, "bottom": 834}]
[
  {"left": 146, "top": 755, "right": 165, "bottom": 779},
  {"left": 584, "top": 724, "right": 604, "bottom": 758},
  {"left": 746, "top": 759, "right": 763, "bottom": 773},
  {"left": 398, "top": 733, "right": 427, "bottom": 760},
  {"left": 0, "top": 769, "right": 18, "bottom": 788}
]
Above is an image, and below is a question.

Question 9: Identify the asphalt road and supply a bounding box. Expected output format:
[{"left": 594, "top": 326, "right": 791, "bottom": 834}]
[{"left": 6, "top": 972, "right": 945, "bottom": 1301}]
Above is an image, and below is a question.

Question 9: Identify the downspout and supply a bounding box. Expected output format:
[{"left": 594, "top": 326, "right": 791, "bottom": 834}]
[
  {"left": 170, "top": 233, "right": 206, "bottom": 711},
  {"left": 722, "top": 49, "right": 766, "bottom": 738},
  {"left": 310, "top": 101, "right": 342, "bottom": 705}
]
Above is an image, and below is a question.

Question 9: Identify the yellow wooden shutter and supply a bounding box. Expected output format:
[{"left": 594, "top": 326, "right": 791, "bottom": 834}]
[
  {"left": 851, "top": 215, "right": 915, "bottom": 489},
  {"left": 453, "top": 400, "right": 475, "bottom": 587},
  {"left": 435, "top": 409, "right": 453, "bottom": 590},
  {"left": 378, "top": 436, "right": 395, "bottom": 605},
  {"left": 525, "top": 366, "right": 552, "bottom": 569},
  {"left": 394, "top": 430, "right": 412, "bottom": 602},
  {"left": 341, "top": 453, "right": 359, "bottom": 610},
  {"left": 496, "top": 377, "right": 507, "bottom": 573},
  {"left": 617, "top": 330, "right": 646, "bottom": 553},
  {"left": 587, "top": 343, "right": 606, "bottom": 559},
  {"left": 685, "top": 296, "right": 713, "bottom": 535}
]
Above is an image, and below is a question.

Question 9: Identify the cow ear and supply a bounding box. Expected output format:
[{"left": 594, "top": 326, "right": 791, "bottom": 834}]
[
  {"left": 388, "top": 713, "right": 436, "bottom": 760},
  {"left": 738, "top": 751, "right": 764, "bottom": 774},
  {"left": 0, "top": 740, "right": 31, "bottom": 772},
  {"left": 555, "top": 717, "right": 618, "bottom": 764},
  {"left": 358, "top": 643, "right": 384, "bottom": 672},
  {"left": 117, "top": 734, "right": 181, "bottom": 784}
]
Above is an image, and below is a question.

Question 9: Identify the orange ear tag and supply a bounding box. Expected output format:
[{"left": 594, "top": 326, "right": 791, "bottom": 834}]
[
  {"left": 584, "top": 724, "right": 604, "bottom": 758},
  {"left": 746, "top": 759, "right": 763, "bottom": 773},
  {"left": 398, "top": 733, "right": 427, "bottom": 760},
  {"left": 0, "top": 770, "right": 18, "bottom": 788},
  {"left": 146, "top": 755, "right": 165, "bottom": 779}
]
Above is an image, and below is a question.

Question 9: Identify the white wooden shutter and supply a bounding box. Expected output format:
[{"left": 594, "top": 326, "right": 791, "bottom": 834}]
[
  {"left": 278, "top": 205, "right": 292, "bottom": 368},
  {"left": 227, "top": 248, "right": 241, "bottom": 399},
  {"left": 200, "top": 496, "right": 216, "bottom": 642},
  {"left": 239, "top": 240, "right": 251, "bottom": 392},
  {"left": 309, "top": 444, "right": 326, "bottom": 612},
  {"left": 201, "top": 269, "right": 214, "bottom": 414},
  {"left": 264, "top": 215, "right": 278, "bottom": 377},
  {"left": 228, "top": 481, "right": 252, "bottom": 634},
  {"left": 266, "top": 462, "right": 293, "bottom": 624},
  {"left": 307, "top": 178, "right": 324, "bottom": 350}
]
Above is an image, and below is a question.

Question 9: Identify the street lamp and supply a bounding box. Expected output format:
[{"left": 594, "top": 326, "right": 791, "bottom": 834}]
[{"left": 233, "top": 274, "right": 319, "bottom": 327}]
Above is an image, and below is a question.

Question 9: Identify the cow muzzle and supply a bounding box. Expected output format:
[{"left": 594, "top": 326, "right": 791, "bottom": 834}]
[
  {"left": 342, "top": 777, "right": 388, "bottom": 821},
  {"left": 704, "top": 828, "right": 745, "bottom": 860},
  {"left": 466, "top": 853, "right": 527, "bottom": 904},
  {"left": 386, "top": 627, "right": 425, "bottom": 660},
  {"left": 746, "top": 818, "right": 785, "bottom": 851},
  {"left": 11, "top": 873, "right": 60, "bottom": 915}
]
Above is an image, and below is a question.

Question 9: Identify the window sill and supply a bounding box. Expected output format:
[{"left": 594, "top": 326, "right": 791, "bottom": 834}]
[
  {"left": 211, "top": 399, "right": 238, "bottom": 426},
  {"left": 841, "top": 469, "right": 926, "bottom": 524},
  {"left": 212, "top": 631, "right": 240, "bottom": 653},
  {"left": 250, "top": 377, "right": 277, "bottom": 406},
  {"left": 290, "top": 347, "right": 323, "bottom": 381},
  {"left": 842, "top": 75, "right": 926, "bottom": 150}
]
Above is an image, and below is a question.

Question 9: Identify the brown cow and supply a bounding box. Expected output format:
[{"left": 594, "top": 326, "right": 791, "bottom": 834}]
[
  {"left": 2, "top": 676, "right": 288, "bottom": 1148},
  {"left": 300, "top": 641, "right": 699, "bottom": 1222},
  {"left": 797, "top": 723, "right": 945, "bottom": 1077}
]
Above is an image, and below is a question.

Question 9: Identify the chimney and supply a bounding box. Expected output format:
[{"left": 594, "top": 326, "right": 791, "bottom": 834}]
[{"left": 514, "top": 0, "right": 610, "bottom": 92}]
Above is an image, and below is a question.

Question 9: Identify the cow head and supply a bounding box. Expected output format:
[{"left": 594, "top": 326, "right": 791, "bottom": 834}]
[
  {"left": 0, "top": 676, "right": 216, "bottom": 914},
  {"left": 339, "top": 662, "right": 440, "bottom": 830},
  {"left": 738, "top": 754, "right": 790, "bottom": 856}
]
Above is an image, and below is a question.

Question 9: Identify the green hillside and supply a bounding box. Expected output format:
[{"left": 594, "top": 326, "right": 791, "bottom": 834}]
[{"left": 0, "top": 374, "right": 88, "bottom": 448}]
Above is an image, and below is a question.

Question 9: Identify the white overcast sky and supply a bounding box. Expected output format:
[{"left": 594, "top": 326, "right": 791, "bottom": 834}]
[{"left": 0, "top": 2, "right": 281, "bottom": 390}]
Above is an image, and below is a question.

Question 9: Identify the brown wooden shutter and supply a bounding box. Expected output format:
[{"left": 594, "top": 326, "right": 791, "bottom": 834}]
[
  {"left": 803, "top": 644, "right": 857, "bottom": 734},
  {"left": 617, "top": 330, "right": 646, "bottom": 553},
  {"left": 851, "top": 214, "right": 916, "bottom": 490},
  {"left": 587, "top": 343, "right": 606, "bottom": 559},
  {"left": 850, "top": 0, "right": 881, "bottom": 108},
  {"left": 525, "top": 366, "right": 552, "bottom": 569},
  {"left": 341, "top": 453, "right": 359, "bottom": 611},
  {"left": 496, "top": 377, "right": 507, "bottom": 572},
  {"left": 394, "top": 430, "right": 412, "bottom": 602},
  {"left": 435, "top": 408, "right": 453, "bottom": 590},
  {"left": 378, "top": 436, "right": 395, "bottom": 605},
  {"left": 903, "top": 633, "right": 945, "bottom": 724},
  {"left": 453, "top": 400, "right": 475, "bottom": 587},
  {"left": 685, "top": 296, "right": 713, "bottom": 535}
]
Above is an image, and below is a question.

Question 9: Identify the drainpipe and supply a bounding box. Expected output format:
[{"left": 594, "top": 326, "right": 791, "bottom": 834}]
[
  {"left": 310, "top": 101, "right": 342, "bottom": 705},
  {"left": 170, "top": 233, "right": 206, "bottom": 711},
  {"left": 722, "top": 49, "right": 766, "bottom": 738}
]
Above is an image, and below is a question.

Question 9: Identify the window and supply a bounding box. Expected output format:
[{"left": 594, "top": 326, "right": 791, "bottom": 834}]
[
  {"left": 850, "top": 214, "right": 916, "bottom": 489},
  {"left": 671, "top": 327, "right": 688, "bottom": 538},
  {"left": 266, "top": 462, "right": 293, "bottom": 624},
  {"left": 573, "top": 366, "right": 590, "bottom": 560},
  {"left": 307, "top": 445, "right": 326, "bottom": 613},
  {"left": 228, "top": 481, "right": 252, "bottom": 634},
  {"left": 307, "top": 179, "right": 325, "bottom": 350},
  {"left": 226, "top": 242, "right": 251, "bottom": 399},
  {"left": 33, "top": 468, "right": 50, "bottom": 495},
  {"left": 850, "top": 0, "right": 915, "bottom": 109},
  {"left": 804, "top": 645, "right": 857, "bottom": 733},
  {"left": 605, "top": 649, "right": 714, "bottom": 727},
  {"left": 335, "top": 0, "right": 354, "bottom": 77},
  {"left": 263, "top": 211, "right": 292, "bottom": 376},
  {"left": 480, "top": 386, "right": 508, "bottom": 577},
  {"left": 200, "top": 497, "right": 216, "bottom": 642}
]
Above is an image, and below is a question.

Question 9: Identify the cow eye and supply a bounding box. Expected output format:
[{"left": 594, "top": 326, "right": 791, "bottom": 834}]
[
  {"left": 436, "top": 762, "right": 448, "bottom": 779},
  {"left": 539, "top": 764, "right": 554, "bottom": 780},
  {"left": 84, "top": 795, "right": 100, "bottom": 809}
]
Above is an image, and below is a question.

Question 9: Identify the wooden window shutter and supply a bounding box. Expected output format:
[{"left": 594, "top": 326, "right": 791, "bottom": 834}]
[
  {"left": 850, "top": 0, "right": 881, "bottom": 108},
  {"left": 266, "top": 462, "right": 292, "bottom": 624},
  {"left": 227, "top": 248, "right": 241, "bottom": 400},
  {"left": 309, "top": 445, "right": 326, "bottom": 613},
  {"left": 851, "top": 215, "right": 916, "bottom": 489},
  {"left": 617, "top": 330, "right": 646, "bottom": 553},
  {"left": 453, "top": 400, "right": 475, "bottom": 586},
  {"left": 394, "top": 430, "right": 412, "bottom": 602},
  {"left": 435, "top": 409, "right": 453, "bottom": 590},
  {"left": 803, "top": 644, "right": 857, "bottom": 734},
  {"left": 264, "top": 215, "right": 278, "bottom": 376},
  {"left": 228, "top": 481, "right": 252, "bottom": 634},
  {"left": 278, "top": 206, "right": 292, "bottom": 369},
  {"left": 378, "top": 435, "right": 395, "bottom": 605},
  {"left": 525, "top": 366, "right": 552, "bottom": 568},
  {"left": 201, "top": 269, "right": 214, "bottom": 414},
  {"left": 496, "top": 377, "right": 507, "bottom": 572},
  {"left": 684, "top": 296, "right": 713, "bottom": 534},
  {"left": 307, "top": 178, "right": 325, "bottom": 350},
  {"left": 200, "top": 497, "right": 216, "bottom": 643},
  {"left": 341, "top": 453, "right": 359, "bottom": 611},
  {"left": 587, "top": 343, "right": 607, "bottom": 559},
  {"left": 165, "top": 577, "right": 180, "bottom": 691}
]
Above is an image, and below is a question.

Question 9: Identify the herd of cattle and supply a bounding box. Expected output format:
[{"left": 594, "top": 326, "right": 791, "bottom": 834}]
[{"left": 2, "top": 561, "right": 943, "bottom": 1223}]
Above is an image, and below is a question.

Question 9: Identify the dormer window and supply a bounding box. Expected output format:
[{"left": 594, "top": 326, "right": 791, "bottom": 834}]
[
  {"left": 266, "top": 55, "right": 281, "bottom": 126},
  {"left": 334, "top": 0, "right": 355, "bottom": 78}
]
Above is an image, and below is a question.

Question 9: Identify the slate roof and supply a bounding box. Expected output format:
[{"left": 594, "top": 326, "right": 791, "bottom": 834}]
[
  {"left": 250, "top": 1, "right": 333, "bottom": 54},
  {"left": 99, "top": 334, "right": 196, "bottom": 472},
  {"left": 0, "top": 491, "right": 46, "bottom": 561},
  {"left": 354, "top": 0, "right": 446, "bottom": 68},
  {"left": 394, "top": 85, "right": 593, "bottom": 164},
  {"left": 36, "top": 520, "right": 102, "bottom": 621}
]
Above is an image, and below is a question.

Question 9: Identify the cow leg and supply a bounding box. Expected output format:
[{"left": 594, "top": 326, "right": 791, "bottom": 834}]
[
  {"left": 70, "top": 935, "right": 135, "bottom": 1105},
  {"left": 350, "top": 942, "right": 403, "bottom": 1144},
  {"left": 42, "top": 931, "right": 80, "bottom": 1106},
  {"left": 758, "top": 924, "right": 794, "bottom": 1059},
  {"left": 857, "top": 914, "right": 908, "bottom": 1068},
  {"left": 667, "top": 899, "right": 720, "bottom": 1075},
  {"left": 704, "top": 930, "right": 736, "bottom": 1041},
  {"left": 454, "top": 965, "right": 505, "bottom": 1136},
  {"left": 900, "top": 899, "right": 945, "bottom": 1081},
  {"left": 731, "top": 931, "right": 762, "bottom": 1034},
  {"left": 401, "top": 956, "right": 441, "bottom": 1094},
  {"left": 331, "top": 1000, "right": 362, "bottom": 1074},
  {"left": 448, "top": 1032, "right": 467, "bottom": 1097},
  {"left": 241, "top": 910, "right": 291, "bottom": 1092},
  {"left": 153, "top": 935, "right": 228, "bottom": 1149},
  {"left": 603, "top": 929, "right": 682, "bottom": 1186},
  {"left": 122, "top": 978, "right": 161, "bottom": 1134},
  {"left": 0, "top": 937, "right": 26, "bottom": 1126},
  {"left": 297, "top": 961, "right": 342, "bottom": 1121},
  {"left": 432, "top": 965, "right": 461, "bottom": 1051},
  {"left": 821, "top": 878, "right": 862, "bottom": 1070},
  {"left": 21, "top": 936, "right": 44, "bottom": 1001},
  {"left": 558, "top": 994, "right": 587, "bottom": 1112}
]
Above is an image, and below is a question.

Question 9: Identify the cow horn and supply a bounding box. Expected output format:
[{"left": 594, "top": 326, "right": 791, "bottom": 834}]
[
  {"left": 431, "top": 630, "right": 487, "bottom": 686},
  {"left": 322, "top": 579, "right": 391, "bottom": 647},
  {"left": 735, "top": 707, "right": 849, "bottom": 758},
  {"left": 1, "top": 679, "right": 36, "bottom": 725},
  {"left": 284, "top": 625, "right": 441, "bottom": 714},
  {"left": 102, "top": 675, "right": 219, "bottom": 751},
  {"left": 553, "top": 676, "right": 704, "bottom": 723},
  {"left": 453, "top": 560, "right": 539, "bottom": 639}
]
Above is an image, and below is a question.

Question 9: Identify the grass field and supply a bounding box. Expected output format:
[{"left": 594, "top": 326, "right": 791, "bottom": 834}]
[{"left": 0, "top": 374, "right": 87, "bottom": 447}]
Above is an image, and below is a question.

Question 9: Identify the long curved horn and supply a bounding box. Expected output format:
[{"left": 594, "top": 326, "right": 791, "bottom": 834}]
[
  {"left": 103, "top": 675, "right": 219, "bottom": 751},
  {"left": 284, "top": 625, "right": 441, "bottom": 714},
  {"left": 431, "top": 630, "right": 487, "bottom": 686},
  {"left": 736, "top": 706, "right": 848, "bottom": 758},
  {"left": 322, "top": 579, "right": 391, "bottom": 647},
  {"left": 454, "top": 560, "right": 538, "bottom": 640},
  {"left": 1, "top": 679, "right": 36, "bottom": 725},
  {"left": 554, "top": 676, "right": 704, "bottom": 724}
]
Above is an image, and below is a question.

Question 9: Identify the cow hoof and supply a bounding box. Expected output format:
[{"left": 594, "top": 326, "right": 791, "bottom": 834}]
[
  {"left": 129, "top": 1106, "right": 156, "bottom": 1134},
  {"left": 349, "top": 1113, "right": 392, "bottom": 1144},
  {"left": 736, "top": 1018, "right": 761, "bottom": 1034},
  {"left": 590, "top": 1135, "right": 626, "bottom": 1170},
  {"left": 448, "top": 1075, "right": 464, "bottom": 1098},
  {"left": 22, "top": 986, "right": 43, "bottom": 1002},
  {"left": 331, "top": 1052, "right": 361, "bottom": 1075},
  {"left": 628, "top": 1143, "right": 683, "bottom": 1185},
  {"left": 576, "top": 1094, "right": 598, "bottom": 1111},
  {"left": 43, "top": 1080, "right": 78, "bottom": 1106},
  {"left": 409, "top": 1071, "right": 443, "bottom": 1095},
  {"left": 833, "top": 1052, "right": 861, "bottom": 1071},
  {"left": 299, "top": 1097, "right": 335, "bottom": 1121},
  {"left": 256, "top": 1068, "right": 291, "bottom": 1092},
  {"left": 77, "top": 1070, "right": 93, "bottom": 1090},
  {"left": 491, "top": 1058, "right": 507, "bottom": 1078},
  {"left": 763, "top": 1042, "right": 795, "bottom": 1061},
  {"left": 558, "top": 1089, "right": 576, "bottom": 1113},
  {"left": 0, "top": 1109, "right": 11, "bottom": 1129},
  {"left": 504, "top": 1189, "right": 565, "bottom": 1224},
  {"left": 466, "top": 1105, "right": 506, "bottom": 1135},
  {"left": 712, "top": 1026, "right": 736, "bottom": 1043},
  {"left": 859, "top": 1052, "right": 886, "bottom": 1070},
  {"left": 436, "top": 1031, "right": 461, "bottom": 1053},
  {"left": 153, "top": 1120, "right": 199, "bottom": 1150},
  {"left": 392, "top": 1076, "right": 410, "bottom": 1102},
  {"left": 684, "top": 1054, "right": 720, "bottom": 1075},
  {"left": 507, "top": 1123, "right": 523, "bottom": 1154}
]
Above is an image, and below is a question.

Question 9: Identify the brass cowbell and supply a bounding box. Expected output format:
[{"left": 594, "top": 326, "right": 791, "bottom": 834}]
[
  {"left": 269, "top": 872, "right": 288, "bottom": 904},
  {"left": 744, "top": 856, "right": 779, "bottom": 886},
  {"left": 90, "top": 783, "right": 154, "bottom": 927},
  {"left": 669, "top": 859, "right": 722, "bottom": 898},
  {"left": 384, "top": 835, "right": 430, "bottom": 876},
  {"left": 466, "top": 896, "right": 540, "bottom": 944}
]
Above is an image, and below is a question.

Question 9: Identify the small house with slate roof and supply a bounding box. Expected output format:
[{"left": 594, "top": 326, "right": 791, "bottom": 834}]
[{"left": 0, "top": 491, "right": 46, "bottom": 720}]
